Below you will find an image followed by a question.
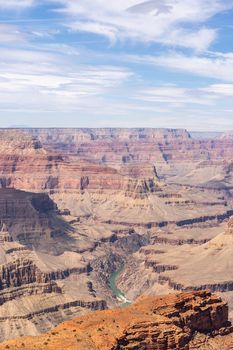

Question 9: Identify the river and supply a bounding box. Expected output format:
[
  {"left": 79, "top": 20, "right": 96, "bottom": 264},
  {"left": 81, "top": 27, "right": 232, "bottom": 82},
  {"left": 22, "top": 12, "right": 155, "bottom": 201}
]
[{"left": 108, "top": 266, "right": 131, "bottom": 307}]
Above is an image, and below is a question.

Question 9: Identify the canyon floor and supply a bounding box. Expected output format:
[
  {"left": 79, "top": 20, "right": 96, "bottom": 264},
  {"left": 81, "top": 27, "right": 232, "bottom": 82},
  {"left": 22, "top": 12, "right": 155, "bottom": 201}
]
[{"left": 1, "top": 128, "right": 233, "bottom": 347}]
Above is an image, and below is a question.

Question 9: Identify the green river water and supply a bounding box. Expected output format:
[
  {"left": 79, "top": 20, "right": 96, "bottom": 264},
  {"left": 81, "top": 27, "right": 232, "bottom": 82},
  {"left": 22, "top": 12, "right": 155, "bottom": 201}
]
[{"left": 108, "top": 266, "right": 131, "bottom": 307}]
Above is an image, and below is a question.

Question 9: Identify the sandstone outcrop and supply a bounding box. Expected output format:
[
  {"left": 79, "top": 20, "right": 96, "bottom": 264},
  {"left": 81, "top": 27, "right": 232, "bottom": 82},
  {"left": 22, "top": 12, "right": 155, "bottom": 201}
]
[{"left": 0, "top": 291, "right": 232, "bottom": 350}]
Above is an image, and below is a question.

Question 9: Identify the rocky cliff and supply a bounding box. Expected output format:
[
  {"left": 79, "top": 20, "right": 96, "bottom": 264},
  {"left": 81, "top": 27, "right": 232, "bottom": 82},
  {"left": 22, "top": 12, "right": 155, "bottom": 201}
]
[
  {"left": 0, "top": 291, "right": 232, "bottom": 350},
  {"left": 0, "top": 188, "right": 68, "bottom": 248},
  {"left": 0, "top": 203, "right": 108, "bottom": 341},
  {"left": 0, "top": 130, "right": 162, "bottom": 200},
  {"left": 117, "top": 217, "right": 233, "bottom": 312},
  {"left": 24, "top": 127, "right": 191, "bottom": 143},
  {"left": 20, "top": 128, "right": 233, "bottom": 164},
  {"left": 1, "top": 130, "right": 231, "bottom": 228}
]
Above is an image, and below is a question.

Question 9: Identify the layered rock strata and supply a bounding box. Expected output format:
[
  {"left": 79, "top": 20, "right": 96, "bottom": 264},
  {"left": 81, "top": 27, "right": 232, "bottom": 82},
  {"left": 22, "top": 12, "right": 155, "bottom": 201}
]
[
  {"left": 0, "top": 130, "right": 232, "bottom": 228},
  {"left": 0, "top": 130, "right": 161, "bottom": 200},
  {"left": 0, "top": 188, "right": 68, "bottom": 249},
  {"left": 117, "top": 218, "right": 233, "bottom": 311},
  {"left": 21, "top": 128, "right": 233, "bottom": 164},
  {"left": 1, "top": 128, "right": 233, "bottom": 345},
  {"left": 0, "top": 291, "right": 232, "bottom": 350}
]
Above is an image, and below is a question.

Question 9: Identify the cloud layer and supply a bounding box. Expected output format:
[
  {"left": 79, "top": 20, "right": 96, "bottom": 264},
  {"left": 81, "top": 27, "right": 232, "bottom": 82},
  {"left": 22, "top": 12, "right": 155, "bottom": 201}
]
[
  {"left": 0, "top": 0, "right": 233, "bottom": 130},
  {"left": 58, "top": 0, "right": 231, "bottom": 50},
  {"left": 0, "top": 0, "right": 34, "bottom": 8}
]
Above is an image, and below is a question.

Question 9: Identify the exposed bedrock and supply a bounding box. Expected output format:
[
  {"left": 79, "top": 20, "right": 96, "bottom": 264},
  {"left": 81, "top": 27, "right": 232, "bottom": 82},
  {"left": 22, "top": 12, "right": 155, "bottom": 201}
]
[
  {"left": 158, "top": 276, "right": 233, "bottom": 293},
  {"left": 0, "top": 282, "right": 61, "bottom": 306},
  {"left": 142, "top": 218, "right": 233, "bottom": 294},
  {"left": 0, "top": 290, "right": 232, "bottom": 350},
  {"left": 0, "top": 189, "right": 56, "bottom": 219},
  {"left": 0, "top": 258, "right": 88, "bottom": 292},
  {"left": 0, "top": 156, "right": 160, "bottom": 195},
  {"left": 91, "top": 253, "right": 124, "bottom": 284},
  {"left": 0, "top": 299, "right": 107, "bottom": 322},
  {"left": 0, "top": 131, "right": 162, "bottom": 199},
  {"left": 0, "top": 188, "right": 71, "bottom": 249},
  {"left": 92, "top": 232, "right": 150, "bottom": 279},
  {"left": 20, "top": 128, "right": 233, "bottom": 164},
  {"left": 113, "top": 291, "right": 231, "bottom": 350},
  {"left": 0, "top": 222, "right": 13, "bottom": 242},
  {"left": 88, "top": 232, "right": 153, "bottom": 306},
  {"left": 2, "top": 128, "right": 233, "bottom": 346},
  {"left": 1, "top": 130, "right": 233, "bottom": 231},
  {"left": 145, "top": 261, "right": 178, "bottom": 273},
  {"left": 104, "top": 209, "right": 233, "bottom": 229},
  {"left": 110, "top": 232, "right": 150, "bottom": 253},
  {"left": 151, "top": 236, "right": 209, "bottom": 245}
]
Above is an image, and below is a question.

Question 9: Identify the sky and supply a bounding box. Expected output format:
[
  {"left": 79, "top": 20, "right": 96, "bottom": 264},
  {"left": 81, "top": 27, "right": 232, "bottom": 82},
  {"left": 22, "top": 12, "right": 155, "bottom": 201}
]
[{"left": 0, "top": 0, "right": 233, "bottom": 130}]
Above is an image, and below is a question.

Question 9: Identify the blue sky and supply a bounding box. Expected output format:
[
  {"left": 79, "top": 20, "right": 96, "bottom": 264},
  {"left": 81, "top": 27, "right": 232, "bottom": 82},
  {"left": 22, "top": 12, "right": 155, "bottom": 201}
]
[{"left": 0, "top": 0, "right": 233, "bottom": 130}]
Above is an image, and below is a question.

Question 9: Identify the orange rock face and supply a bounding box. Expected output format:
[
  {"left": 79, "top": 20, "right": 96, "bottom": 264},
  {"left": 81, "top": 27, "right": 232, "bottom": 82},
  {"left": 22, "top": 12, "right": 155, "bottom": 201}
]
[{"left": 0, "top": 290, "right": 232, "bottom": 350}]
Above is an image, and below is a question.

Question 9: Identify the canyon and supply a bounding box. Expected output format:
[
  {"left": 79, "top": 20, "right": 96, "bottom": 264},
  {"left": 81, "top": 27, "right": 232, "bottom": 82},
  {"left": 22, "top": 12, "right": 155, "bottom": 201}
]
[{"left": 1, "top": 128, "right": 233, "bottom": 347}]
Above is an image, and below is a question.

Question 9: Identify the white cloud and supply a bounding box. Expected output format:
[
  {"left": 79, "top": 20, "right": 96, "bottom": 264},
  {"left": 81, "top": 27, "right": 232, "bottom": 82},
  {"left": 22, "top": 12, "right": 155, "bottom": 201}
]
[
  {"left": 57, "top": 0, "right": 232, "bottom": 50},
  {"left": 135, "top": 85, "right": 217, "bottom": 106},
  {"left": 69, "top": 21, "right": 118, "bottom": 44},
  {"left": 160, "top": 28, "right": 217, "bottom": 52},
  {"left": 0, "top": 0, "right": 231, "bottom": 51},
  {"left": 202, "top": 84, "right": 233, "bottom": 96},
  {"left": 0, "top": 0, "right": 233, "bottom": 130},
  {"left": 0, "top": 0, "right": 34, "bottom": 8},
  {"left": 153, "top": 52, "right": 233, "bottom": 81},
  {"left": 0, "top": 46, "right": 133, "bottom": 112},
  {"left": 125, "top": 51, "right": 233, "bottom": 82},
  {"left": 0, "top": 24, "right": 25, "bottom": 43}
]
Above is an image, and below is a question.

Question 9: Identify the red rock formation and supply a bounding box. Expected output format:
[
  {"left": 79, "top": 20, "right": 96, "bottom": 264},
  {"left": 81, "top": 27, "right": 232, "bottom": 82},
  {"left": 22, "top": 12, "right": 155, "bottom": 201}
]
[
  {"left": 0, "top": 130, "right": 161, "bottom": 198},
  {"left": 0, "top": 291, "right": 231, "bottom": 350},
  {"left": 20, "top": 128, "right": 233, "bottom": 163}
]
